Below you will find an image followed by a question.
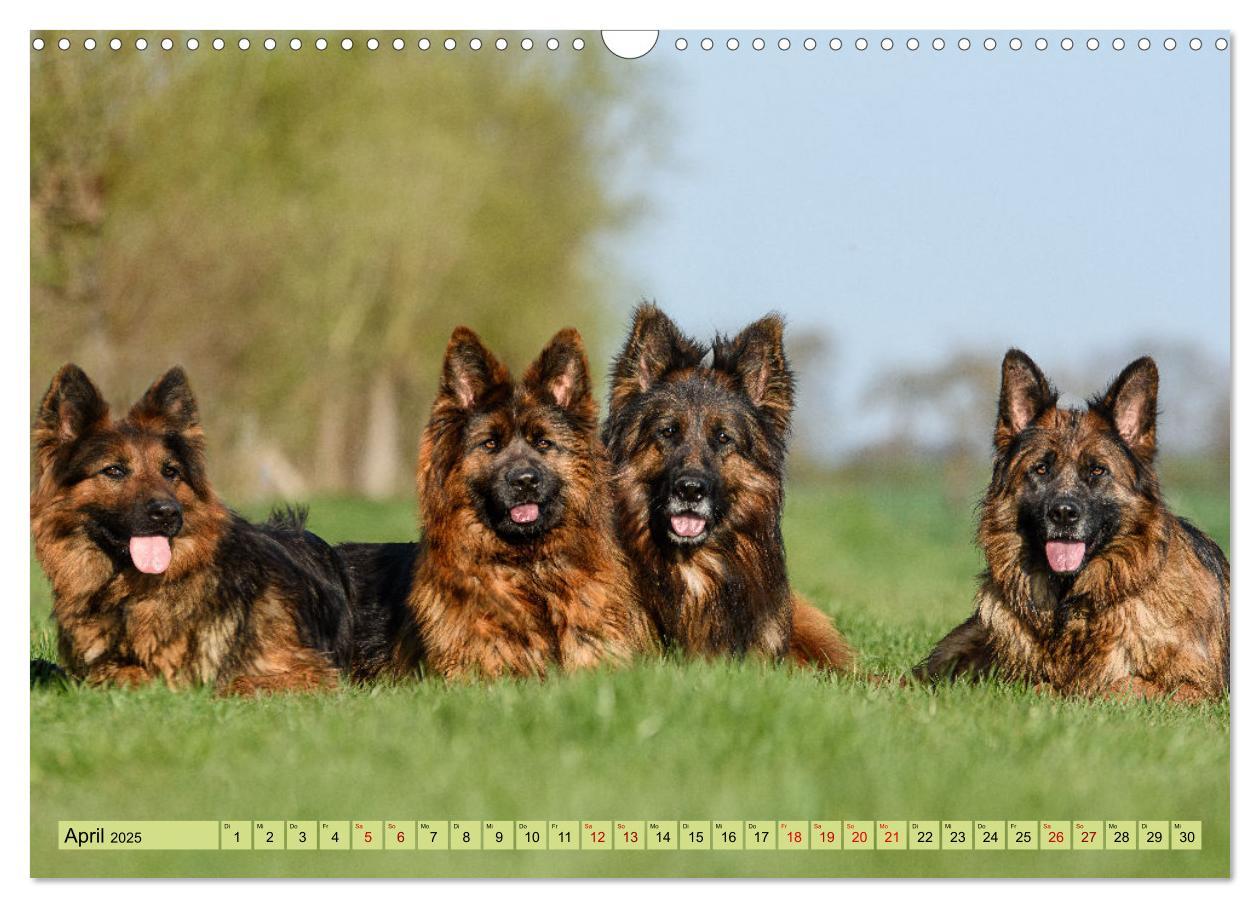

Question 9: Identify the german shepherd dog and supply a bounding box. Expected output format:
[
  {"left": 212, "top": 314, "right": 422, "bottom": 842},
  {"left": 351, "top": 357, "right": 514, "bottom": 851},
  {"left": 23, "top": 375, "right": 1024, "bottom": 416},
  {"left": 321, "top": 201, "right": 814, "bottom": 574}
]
[
  {"left": 916, "top": 350, "right": 1229, "bottom": 701},
  {"left": 31, "top": 365, "right": 353, "bottom": 694},
  {"left": 602, "top": 304, "right": 854, "bottom": 670},
  {"left": 346, "top": 327, "right": 656, "bottom": 682}
]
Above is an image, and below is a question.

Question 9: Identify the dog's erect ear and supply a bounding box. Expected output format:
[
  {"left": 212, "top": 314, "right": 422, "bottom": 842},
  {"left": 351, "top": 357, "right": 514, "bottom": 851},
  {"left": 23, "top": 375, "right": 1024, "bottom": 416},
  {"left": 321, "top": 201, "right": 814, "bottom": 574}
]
[
  {"left": 34, "top": 364, "right": 109, "bottom": 467},
  {"left": 523, "top": 328, "right": 594, "bottom": 415},
  {"left": 439, "top": 327, "right": 510, "bottom": 411},
  {"left": 995, "top": 349, "right": 1056, "bottom": 452},
  {"left": 1095, "top": 356, "right": 1159, "bottom": 462},
  {"left": 608, "top": 303, "right": 705, "bottom": 410},
  {"left": 128, "top": 366, "right": 200, "bottom": 432},
  {"left": 712, "top": 314, "right": 795, "bottom": 436}
]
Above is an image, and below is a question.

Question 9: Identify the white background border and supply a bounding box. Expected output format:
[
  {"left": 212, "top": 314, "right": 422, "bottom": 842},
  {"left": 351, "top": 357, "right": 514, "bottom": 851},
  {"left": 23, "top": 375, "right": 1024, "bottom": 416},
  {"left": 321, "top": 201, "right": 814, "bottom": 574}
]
[{"left": 4, "top": 0, "right": 1251, "bottom": 904}]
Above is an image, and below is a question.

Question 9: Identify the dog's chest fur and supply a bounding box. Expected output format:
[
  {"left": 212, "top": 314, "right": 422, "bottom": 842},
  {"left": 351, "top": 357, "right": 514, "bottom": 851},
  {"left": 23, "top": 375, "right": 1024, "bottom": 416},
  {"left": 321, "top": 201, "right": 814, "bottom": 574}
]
[
  {"left": 414, "top": 537, "right": 646, "bottom": 679},
  {"left": 52, "top": 567, "right": 240, "bottom": 685},
  {"left": 978, "top": 530, "right": 1227, "bottom": 696},
  {"left": 646, "top": 546, "right": 792, "bottom": 659}
]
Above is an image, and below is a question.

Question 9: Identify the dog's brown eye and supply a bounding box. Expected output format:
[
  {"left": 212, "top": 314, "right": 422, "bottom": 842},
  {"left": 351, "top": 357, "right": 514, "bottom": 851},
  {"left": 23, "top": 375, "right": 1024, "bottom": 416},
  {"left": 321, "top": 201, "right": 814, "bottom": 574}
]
[
  {"left": 659, "top": 425, "right": 677, "bottom": 439},
  {"left": 481, "top": 439, "right": 498, "bottom": 452},
  {"left": 1089, "top": 464, "right": 1108, "bottom": 478},
  {"left": 535, "top": 438, "right": 553, "bottom": 451},
  {"left": 716, "top": 431, "right": 733, "bottom": 446},
  {"left": 162, "top": 464, "right": 181, "bottom": 481},
  {"left": 100, "top": 464, "right": 127, "bottom": 480},
  {"left": 1032, "top": 462, "right": 1048, "bottom": 476}
]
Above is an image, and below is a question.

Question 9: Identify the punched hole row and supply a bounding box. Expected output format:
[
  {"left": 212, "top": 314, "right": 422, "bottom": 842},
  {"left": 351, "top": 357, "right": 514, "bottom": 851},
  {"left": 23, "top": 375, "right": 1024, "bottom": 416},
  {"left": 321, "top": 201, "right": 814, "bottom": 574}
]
[
  {"left": 32, "top": 35, "right": 589, "bottom": 52},
  {"left": 672, "top": 35, "right": 1227, "bottom": 53}
]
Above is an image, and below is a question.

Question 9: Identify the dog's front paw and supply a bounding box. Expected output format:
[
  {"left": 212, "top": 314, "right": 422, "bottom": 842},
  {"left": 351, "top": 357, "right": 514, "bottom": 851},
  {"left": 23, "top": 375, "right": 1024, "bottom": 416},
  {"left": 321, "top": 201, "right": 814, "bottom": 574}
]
[{"left": 86, "top": 663, "right": 154, "bottom": 688}]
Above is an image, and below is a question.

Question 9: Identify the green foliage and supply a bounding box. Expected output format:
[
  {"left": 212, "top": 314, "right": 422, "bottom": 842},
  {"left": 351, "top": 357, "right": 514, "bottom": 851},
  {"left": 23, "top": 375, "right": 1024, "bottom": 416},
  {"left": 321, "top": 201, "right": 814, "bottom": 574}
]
[{"left": 30, "top": 472, "right": 1229, "bottom": 877}]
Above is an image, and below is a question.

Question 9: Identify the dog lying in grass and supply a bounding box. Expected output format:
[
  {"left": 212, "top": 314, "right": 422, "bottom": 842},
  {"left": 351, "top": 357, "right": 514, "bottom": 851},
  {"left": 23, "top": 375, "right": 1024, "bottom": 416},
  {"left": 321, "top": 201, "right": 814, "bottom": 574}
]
[
  {"left": 602, "top": 305, "right": 854, "bottom": 671},
  {"left": 31, "top": 365, "right": 353, "bottom": 694},
  {"left": 917, "top": 351, "right": 1229, "bottom": 702},
  {"left": 343, "top": 328, "right": 657, "bottom": 681}
]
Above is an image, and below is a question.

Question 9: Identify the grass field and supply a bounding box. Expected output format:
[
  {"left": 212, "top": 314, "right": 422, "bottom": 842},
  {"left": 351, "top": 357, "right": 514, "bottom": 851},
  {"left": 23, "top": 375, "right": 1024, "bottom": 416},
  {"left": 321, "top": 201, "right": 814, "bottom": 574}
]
[{"left": 29, "top": 463, "right": 1230, "bottom": 878}]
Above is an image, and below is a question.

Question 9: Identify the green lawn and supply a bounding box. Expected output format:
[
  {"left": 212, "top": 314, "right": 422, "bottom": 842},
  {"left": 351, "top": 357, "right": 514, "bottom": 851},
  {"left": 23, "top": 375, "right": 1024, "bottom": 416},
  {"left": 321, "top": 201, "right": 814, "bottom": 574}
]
[{"left": 29, "top": 463, "right": 1230, "bottom": 878}]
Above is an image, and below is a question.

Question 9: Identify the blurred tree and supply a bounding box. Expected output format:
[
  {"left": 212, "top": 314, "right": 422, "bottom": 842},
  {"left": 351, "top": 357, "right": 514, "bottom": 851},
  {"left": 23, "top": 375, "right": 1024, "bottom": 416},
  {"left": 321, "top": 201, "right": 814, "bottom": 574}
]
[
  {"left": 861, "top": 352, "right": 996, "bottom": 503},
  {"left": 783, "top": 325, "right": 841, "bottom": 479},
  {"left": 31, "top": 32, "right": 658, "bottom": 500}
]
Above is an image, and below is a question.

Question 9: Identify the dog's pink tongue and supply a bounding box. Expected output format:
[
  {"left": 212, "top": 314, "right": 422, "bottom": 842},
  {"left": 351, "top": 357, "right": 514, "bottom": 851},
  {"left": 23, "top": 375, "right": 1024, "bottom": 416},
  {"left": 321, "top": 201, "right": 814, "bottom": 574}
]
[
  {"left": 670, "top": 514, "right": 707, "bottom": 538},
  {"left": 1046, "top": 540, "right": 1085, "bottom": 573},
  {"left": 129, "top": 536, "right": 172, "bottom": 574},
  {"left": 510, "top": 503, "right": 540, "bottom": 524}
]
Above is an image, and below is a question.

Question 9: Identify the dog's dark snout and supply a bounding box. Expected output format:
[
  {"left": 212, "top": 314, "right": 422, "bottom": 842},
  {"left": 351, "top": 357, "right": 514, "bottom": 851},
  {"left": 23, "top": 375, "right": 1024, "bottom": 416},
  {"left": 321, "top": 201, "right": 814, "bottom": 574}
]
[
  {"left": 673, "top": 473, "right": 711, "bottom": 504},
  {"left": 146, "top": 498, "right": 183, "bottom": 533},
  {"left": 147, "top": 498, "right": 180, "bottom": 521},
  {"left": 1048, "top": 498, "right": 1081, "bottom": 527},
  {"left": 507, "top": 466, "right": 540, "bottom": 494}
]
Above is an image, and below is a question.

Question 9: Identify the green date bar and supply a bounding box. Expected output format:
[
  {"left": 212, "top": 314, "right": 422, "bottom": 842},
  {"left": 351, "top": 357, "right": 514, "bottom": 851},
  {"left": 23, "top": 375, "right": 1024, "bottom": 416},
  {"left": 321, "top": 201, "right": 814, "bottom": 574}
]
[{"left": 59, "top": 821, "right": 221, "bottom": 850}]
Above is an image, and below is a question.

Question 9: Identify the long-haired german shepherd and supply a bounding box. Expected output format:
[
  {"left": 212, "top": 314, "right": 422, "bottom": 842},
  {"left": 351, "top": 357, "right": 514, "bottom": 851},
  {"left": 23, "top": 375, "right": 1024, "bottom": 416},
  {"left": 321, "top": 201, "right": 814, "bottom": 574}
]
[
  {"left": 916, "top": 350, "right": 1229, "bottom": 701},
  {"left": 602, "top": 304, "right": 854, "bottom": 670},
  {"left": 346, "top": 327, "right": 656, "bottom": 682},
  {"left": 31, "top": 365, "right": 353, "bottom": 694}
]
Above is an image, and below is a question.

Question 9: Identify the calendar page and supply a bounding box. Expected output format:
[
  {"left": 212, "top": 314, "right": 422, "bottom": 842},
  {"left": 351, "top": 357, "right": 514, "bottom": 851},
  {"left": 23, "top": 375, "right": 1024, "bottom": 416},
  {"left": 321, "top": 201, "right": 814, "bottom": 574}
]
[{"left": 28, "top": 26, "right": 1229, "bottom": 879}]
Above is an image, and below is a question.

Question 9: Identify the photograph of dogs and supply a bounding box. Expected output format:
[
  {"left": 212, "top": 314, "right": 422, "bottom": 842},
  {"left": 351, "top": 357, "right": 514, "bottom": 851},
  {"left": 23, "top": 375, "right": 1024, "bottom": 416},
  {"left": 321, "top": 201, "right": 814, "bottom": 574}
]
[
  {"left": 30, "top": 364, "right": 354, "bottom": 694},
  {"left": 344, "top": 327, "right": 657, "bottom": 681},
  {"left": 602, "top": 304, "right": 854, "bottom": 671},
  {"left": 915, "top": 350, "right": 1229, "bottom": 701},
  {"left": 25, "top": 25, "right": 1232, "bottom": 881}
]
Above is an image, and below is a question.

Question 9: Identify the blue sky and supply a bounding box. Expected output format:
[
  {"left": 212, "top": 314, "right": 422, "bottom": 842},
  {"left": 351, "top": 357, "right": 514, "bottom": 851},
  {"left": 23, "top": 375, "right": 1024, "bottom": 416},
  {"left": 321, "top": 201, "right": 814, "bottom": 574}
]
[{"left": 612, "top": 31, "right": 1229, "bottom": 452}]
